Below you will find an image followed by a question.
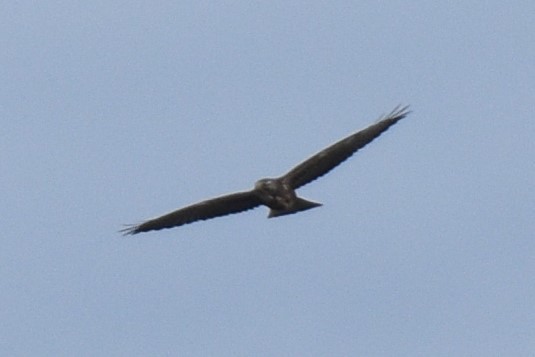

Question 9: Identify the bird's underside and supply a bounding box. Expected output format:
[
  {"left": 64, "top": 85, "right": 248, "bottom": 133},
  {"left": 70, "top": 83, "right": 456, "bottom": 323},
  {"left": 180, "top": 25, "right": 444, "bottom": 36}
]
[{"left": 121, "top": 105, "right": 410, "bottom": 235}]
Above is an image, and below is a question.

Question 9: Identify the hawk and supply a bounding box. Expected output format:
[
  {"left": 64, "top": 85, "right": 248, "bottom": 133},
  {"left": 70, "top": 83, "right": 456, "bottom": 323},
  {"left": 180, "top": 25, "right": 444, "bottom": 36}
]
[{"left": 122, "top": 106, "right": 410, "bottom": 234}]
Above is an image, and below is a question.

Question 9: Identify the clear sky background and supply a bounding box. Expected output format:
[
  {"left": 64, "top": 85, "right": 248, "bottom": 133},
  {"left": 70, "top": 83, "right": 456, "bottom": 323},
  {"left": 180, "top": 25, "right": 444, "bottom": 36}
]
[{"left": 2, "top": 1, "right": 534, "bottom": 356}]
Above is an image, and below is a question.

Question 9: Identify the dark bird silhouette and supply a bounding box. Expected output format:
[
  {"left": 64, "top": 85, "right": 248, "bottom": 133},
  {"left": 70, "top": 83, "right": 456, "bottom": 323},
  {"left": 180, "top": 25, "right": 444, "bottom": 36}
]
[{"left": 122, "top": 105, "right": 410, "bottom": 234}]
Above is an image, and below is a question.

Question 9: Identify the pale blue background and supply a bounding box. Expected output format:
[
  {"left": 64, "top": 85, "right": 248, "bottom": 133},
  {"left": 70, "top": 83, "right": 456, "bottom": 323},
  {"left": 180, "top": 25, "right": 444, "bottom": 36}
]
[{"left": 2, "top": 1, "right": 534, "bottom": 356}]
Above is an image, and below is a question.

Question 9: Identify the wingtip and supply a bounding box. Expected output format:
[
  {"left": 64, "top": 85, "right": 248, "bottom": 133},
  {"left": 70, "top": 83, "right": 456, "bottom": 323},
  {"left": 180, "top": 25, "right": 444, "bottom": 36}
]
[
  {"left": 389, "top": 104, "right": 411, "bottom": 119},
  {"left": 373, "top": 104, "right": 410, "bottom": 125},
  {"left": 119, "top": 224, "right": 141, "bottom": 236}
]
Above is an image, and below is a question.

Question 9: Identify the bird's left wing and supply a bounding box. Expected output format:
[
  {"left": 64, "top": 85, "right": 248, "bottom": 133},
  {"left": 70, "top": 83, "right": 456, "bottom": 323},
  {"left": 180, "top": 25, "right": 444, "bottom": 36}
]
[
  {"left": 121, "top": 190, "right": 262, "bottom": 235},
  {"left": 282, "top": 105, "right": 410, "bottom": 189}
]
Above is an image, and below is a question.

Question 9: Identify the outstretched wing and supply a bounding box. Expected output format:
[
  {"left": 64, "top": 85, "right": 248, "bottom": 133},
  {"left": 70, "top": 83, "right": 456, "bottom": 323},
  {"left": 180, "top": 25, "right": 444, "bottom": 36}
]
[
  {"left": 121, "top": 190, "right": 262, "bottom": 235},
  {"left": 282, "top": 105, "right": 410, "bottom": 189}
]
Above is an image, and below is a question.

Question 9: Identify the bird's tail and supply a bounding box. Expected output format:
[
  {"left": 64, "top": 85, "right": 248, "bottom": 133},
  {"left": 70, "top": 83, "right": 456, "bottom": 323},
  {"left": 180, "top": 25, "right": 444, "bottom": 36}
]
[{"left": 268, "top": 198, "right": 322, "bottom": 218}]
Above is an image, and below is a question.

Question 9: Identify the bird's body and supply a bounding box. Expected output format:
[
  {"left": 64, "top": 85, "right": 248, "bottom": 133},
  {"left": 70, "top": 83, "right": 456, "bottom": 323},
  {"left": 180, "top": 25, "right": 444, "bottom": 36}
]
[
  {"left": 253, "top": 178, "right": 322, "bottom": 218},
  {"left": 122, "top": 106, "right": 410, "bottom": 235}
]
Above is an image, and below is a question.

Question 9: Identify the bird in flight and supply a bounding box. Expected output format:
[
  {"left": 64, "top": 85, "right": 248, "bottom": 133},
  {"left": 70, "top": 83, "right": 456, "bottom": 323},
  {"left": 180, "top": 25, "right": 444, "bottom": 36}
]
[{"left": 122, "top": 105, "right": 410, "bottom": 235}]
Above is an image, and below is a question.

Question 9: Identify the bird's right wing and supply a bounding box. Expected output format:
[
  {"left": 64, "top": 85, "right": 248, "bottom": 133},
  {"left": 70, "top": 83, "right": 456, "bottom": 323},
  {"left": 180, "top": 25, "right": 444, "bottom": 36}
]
[
  {"left": 121, "top": 190, "right": 262, "bottom": 235},
  {"left": 282, "top": 105, "right": 410, "bottom": 189}
]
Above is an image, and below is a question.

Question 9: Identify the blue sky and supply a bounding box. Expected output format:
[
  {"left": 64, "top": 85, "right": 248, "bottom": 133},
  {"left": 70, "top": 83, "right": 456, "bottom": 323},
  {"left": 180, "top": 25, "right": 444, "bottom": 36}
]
[{"left": 2, "top": 1, "right": 534, "bottom": 356}]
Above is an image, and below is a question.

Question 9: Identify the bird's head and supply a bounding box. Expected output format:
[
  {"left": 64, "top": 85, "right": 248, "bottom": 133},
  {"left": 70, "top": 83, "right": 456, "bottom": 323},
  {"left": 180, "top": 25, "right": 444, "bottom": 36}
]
[{"left": 254, "top": 178, "right": 280, "bottom": 193}]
